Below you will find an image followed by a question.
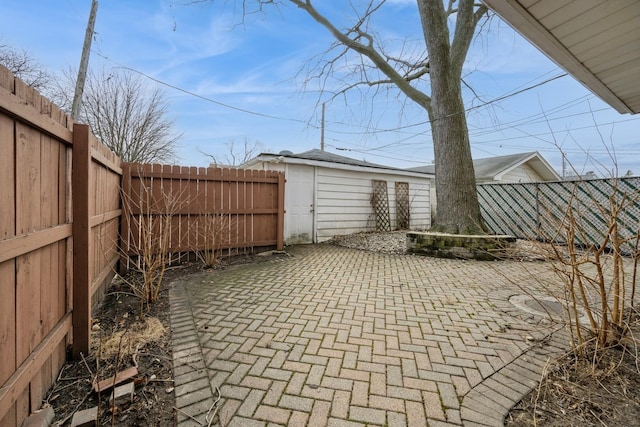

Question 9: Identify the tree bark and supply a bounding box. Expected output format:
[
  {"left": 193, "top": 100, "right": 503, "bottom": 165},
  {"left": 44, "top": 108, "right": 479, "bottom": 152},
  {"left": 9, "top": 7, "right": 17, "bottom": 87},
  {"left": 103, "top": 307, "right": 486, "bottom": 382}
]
[{"left": 418, "top": 0, "right": 486, "bottom": 234}]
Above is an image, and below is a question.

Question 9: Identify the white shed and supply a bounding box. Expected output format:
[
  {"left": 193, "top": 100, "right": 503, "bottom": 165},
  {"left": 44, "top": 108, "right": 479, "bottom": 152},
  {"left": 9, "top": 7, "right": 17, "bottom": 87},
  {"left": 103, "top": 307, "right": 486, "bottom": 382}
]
[{"left": 241, "top": 149, "right": 433, "bottom": 244}]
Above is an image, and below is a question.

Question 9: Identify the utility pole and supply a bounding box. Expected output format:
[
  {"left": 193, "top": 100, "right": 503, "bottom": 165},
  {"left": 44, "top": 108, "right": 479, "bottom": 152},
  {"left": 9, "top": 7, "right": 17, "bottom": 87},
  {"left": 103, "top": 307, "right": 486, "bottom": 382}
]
[
  {"left": 71, "top": 0, "right": 98, "bottom": 121},
  {"left": 320, "top": 102, "right": 325, "bottom": 151}
]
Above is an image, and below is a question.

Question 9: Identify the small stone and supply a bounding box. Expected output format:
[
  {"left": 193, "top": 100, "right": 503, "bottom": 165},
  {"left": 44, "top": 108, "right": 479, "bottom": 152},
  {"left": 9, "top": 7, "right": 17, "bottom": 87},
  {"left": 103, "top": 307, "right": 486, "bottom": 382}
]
[
  {"left": 109, "top": 382, "right": 135, "bottom": 406},
  {"left": 165, "top": 387, "right": 174, "bottom": 394},
  {"left": 70, "top": 407, "right": 98, "bottom": 427},
  {"left": 21, "top": 406, "right": 54, "bottom": 427}
]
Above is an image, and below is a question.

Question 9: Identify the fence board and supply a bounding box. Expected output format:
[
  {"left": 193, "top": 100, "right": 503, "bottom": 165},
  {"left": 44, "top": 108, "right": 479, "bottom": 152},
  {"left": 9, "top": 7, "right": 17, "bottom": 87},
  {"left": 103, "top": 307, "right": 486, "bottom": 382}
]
[
  {"left": 0, "top": 261, "right": 16, "bottom": 425},
  {"left": 0, "top": 109, "right": 16, "bottom": 422},
  {"left": 122, "top": 163, "right": 285, "bottom": 261},
  {"left": 0, "top": 65, "right": 106, "bottom": 427},
  {"left": 71, "top": 124, "right": 91, "bottom": 359},
  {"left": 88, "top": 135, "right": 122, "bottom": 312}
]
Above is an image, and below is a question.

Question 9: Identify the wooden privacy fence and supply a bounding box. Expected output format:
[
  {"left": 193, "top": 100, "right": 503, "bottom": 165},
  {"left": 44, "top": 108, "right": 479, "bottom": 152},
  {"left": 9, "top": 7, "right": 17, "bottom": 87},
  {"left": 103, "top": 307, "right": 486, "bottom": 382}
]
[
  {"left": 478, "top": 177, "right": 640, "bottom": 251},
  {"left": 0, "top": 63, "right": 285, "bottom": 427},
  {"left": 0, "top": 65, "right": 122, "bottom": 427},
  {"left": 121, "top": 163, "right": 285, "bottom": 264}
]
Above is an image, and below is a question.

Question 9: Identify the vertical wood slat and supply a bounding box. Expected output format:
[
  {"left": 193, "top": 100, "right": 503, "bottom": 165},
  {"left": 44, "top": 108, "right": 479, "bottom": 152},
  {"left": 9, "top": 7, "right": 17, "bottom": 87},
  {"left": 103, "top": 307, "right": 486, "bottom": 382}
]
[
  {"left": 72, "top": 124, "right": 91, "bottom": 359},
  {"left": 277, "top": 173, "right": 285, "bottom": 250},
  {"left": 0, "top": 111, "right": 17, "bottom": 427},
  {"left": 15, "top": 122, "right": 42, "bottom": 370},
  {"left": 121, "top": 164, "right": 285, "bottom": 256},
  {"left": 120, "top": 163, "right": 133, "bottom": 274}
]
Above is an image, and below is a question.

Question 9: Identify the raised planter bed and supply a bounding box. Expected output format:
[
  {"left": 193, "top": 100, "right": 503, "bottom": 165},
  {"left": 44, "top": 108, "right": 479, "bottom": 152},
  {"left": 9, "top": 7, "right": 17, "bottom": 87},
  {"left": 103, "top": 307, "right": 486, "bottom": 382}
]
[{"left": 406, "top": 231, "right": 516, "bottom": 261}]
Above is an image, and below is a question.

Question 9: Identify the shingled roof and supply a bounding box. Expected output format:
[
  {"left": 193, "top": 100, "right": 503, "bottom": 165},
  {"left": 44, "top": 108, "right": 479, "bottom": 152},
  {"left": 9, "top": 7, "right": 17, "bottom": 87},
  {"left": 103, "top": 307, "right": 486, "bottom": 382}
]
[
  {"left": 278, "top": 149, "right": 387, "bottom": 168},
  {"left": 245, "top": 149, "right": 433, "bottom": 176},
  {"left": 407, "top": 152, "right": 560, "bottom": 182}
]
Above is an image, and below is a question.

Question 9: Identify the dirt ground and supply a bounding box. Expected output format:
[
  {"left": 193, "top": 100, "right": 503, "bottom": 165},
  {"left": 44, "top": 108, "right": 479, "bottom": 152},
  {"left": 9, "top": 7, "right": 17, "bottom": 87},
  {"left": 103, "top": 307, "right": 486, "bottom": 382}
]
[
  {"left": 45, "top": 251, "right": 291, "bottom": 427},
  {"left": 46, "top": 267, "right": 186, "bottom": 427},
  {"left": 42, "top": 235, "right": 640, "bottom": 426},
  {"left": 504, "top": 332, "right": 640, "bottom": 427}
]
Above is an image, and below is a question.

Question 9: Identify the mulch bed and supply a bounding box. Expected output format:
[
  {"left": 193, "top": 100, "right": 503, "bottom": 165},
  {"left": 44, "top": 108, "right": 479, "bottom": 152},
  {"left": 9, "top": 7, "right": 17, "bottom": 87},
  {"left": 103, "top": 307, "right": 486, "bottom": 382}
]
[
  {"left": 505, "top": 324, "right": 640, "bottom": 426},
  {"left": 46, "top": 267, "right": 187, "bottom": 426}
]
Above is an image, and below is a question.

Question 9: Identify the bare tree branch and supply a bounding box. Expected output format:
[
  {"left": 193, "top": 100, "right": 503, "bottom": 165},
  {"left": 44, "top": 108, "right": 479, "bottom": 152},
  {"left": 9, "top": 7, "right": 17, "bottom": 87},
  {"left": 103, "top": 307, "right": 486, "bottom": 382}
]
[
  {"left": 61, "top": 67, "right": 182, "bottom": 163},
  {"left": 0, "top": 42, "right": 52, "bottom": 93},
  {"left": 200, "top": 138, "right": 264, "bottom": 166},
  {"left": 198, "top": 0, "right": 491, "bottom": 233},
  {"left": 290, "top": 0, "right": 432, "bottom": 111}
]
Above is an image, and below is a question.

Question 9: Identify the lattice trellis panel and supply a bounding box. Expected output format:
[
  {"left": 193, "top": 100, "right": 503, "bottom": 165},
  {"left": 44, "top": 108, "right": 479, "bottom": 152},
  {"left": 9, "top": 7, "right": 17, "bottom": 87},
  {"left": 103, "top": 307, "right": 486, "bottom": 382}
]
[
  {"left": 478, "top": 177, "right": 640, "bottom": 252},
  {"left": 395, "top": 181, "right": 410, "bottom": 230},
  {"left": 371, "top": 179, "right": 391, "bottom": 232},
  {"left": 477, "top": 183, "right": 538, "bottom": 237}
]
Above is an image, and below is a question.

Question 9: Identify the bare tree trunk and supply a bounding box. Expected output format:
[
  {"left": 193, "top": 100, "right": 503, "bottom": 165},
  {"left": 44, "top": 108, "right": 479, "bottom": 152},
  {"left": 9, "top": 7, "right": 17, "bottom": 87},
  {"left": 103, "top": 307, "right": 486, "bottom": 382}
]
[
  {"left": 419, "top": 0, "right": 486, "bottom": 234},
  {"left": 429, "top": 80, "right": 484, "bottom": 234}
]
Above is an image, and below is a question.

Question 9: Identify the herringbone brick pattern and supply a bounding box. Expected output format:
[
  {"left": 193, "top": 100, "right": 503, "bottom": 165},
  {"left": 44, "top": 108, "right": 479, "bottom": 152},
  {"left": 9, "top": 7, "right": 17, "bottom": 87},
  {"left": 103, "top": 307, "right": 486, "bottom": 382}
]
[{"left": 171, "top": 245, "right": 569, "bottom": 426}]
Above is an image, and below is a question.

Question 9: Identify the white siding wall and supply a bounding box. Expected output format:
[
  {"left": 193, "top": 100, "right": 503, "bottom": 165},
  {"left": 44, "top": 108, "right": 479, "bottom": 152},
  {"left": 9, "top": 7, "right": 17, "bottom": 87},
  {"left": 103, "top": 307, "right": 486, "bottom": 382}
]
[
  {"left": 315, "top": 167, "right": 430, "bottom": 242},
  {"left": 501, "top": 164, "right": 544, "bottom": 183},
  {"left": 245, "top": 160, "right": 431, "bottom": 243}
]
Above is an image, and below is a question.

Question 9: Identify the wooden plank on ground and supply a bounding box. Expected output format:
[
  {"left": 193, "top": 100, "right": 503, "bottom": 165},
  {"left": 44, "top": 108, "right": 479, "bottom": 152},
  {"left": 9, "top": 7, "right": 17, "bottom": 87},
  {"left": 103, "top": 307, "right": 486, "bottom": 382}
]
[{"left": 93, "top": 367, "right": 139, "bottom": 393}]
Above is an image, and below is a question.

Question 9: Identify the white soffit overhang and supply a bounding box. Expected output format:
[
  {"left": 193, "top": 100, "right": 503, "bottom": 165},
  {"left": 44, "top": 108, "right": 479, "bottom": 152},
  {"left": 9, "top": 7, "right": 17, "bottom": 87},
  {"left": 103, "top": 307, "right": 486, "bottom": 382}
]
[{"left": 483, "top": 0, "right": 640, "bottom": 114}]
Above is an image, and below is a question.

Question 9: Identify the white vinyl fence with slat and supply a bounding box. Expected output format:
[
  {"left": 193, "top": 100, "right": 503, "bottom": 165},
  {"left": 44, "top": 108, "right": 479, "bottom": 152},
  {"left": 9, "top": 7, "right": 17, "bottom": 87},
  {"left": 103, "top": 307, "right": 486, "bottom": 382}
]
[{"left": 478, "top": 177, "right": 640, "bottom": 252}]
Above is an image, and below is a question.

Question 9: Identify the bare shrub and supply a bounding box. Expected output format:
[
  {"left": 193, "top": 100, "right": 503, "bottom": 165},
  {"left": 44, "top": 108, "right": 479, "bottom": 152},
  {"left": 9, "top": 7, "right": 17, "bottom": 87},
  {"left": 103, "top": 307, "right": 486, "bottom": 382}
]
[
  {"left": 196, "top": 213, "right": 235, "bottom": 268},
  {"left": 540, "top": 178, "right": 640, "bottom": 351},
  {"left": 121, "top": 176, "right": 187, "bottom": 311}
]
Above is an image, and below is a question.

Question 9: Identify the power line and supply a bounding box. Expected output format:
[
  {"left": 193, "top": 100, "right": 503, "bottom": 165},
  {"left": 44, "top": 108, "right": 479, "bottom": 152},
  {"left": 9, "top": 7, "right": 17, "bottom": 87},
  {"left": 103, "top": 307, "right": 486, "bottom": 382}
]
[
  {"left": 97, "top": 49, "right": 571, "bottom": 141},
  {"left": 95, "top": 52, "right": 318, "bottom": 127}
]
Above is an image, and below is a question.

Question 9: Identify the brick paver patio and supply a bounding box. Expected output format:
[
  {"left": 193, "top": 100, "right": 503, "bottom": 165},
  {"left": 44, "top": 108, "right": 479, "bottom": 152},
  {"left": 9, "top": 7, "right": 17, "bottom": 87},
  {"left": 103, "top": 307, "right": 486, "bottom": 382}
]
[{"left": 170, "top": 244, "right": 570, "bottom": 426}]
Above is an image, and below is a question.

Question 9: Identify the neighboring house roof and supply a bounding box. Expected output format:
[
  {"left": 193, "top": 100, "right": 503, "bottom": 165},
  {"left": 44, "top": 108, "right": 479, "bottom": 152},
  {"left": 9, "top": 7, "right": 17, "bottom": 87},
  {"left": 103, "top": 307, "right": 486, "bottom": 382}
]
[
  {"left": 484, "top": 0, "right": 640, "bottom": 114},
  {"left": 563, "top": 171, "right": 598, "bottom": 181},
  {"left": 241, "top": 149, "right": 435, "bottom": 178},
  {"left": 407, "top": 152, "right": 561, "bottom": 182}
]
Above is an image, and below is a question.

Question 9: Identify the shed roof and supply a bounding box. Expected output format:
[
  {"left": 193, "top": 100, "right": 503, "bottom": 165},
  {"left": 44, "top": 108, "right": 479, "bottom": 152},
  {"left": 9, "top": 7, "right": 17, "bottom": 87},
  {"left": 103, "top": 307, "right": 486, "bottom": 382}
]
[
  {"left": 241, "top": 149, "right": 434, "bottom": 178},
  {"left": 407, "top": 151, "right": 560, "bottom": 182},
  {"left": 484, "top": 0, "right": 640, "bottom": 114},
  {"left": 282, "top": 149, "right": 388, "bottom": 168}
]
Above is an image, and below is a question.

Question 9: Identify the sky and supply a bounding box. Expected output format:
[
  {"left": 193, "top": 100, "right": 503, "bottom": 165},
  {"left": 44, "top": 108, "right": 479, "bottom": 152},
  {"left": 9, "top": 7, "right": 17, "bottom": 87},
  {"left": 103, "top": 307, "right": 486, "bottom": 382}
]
[{"left": 1, "top": 0, "right": 639, "bottom": 177}]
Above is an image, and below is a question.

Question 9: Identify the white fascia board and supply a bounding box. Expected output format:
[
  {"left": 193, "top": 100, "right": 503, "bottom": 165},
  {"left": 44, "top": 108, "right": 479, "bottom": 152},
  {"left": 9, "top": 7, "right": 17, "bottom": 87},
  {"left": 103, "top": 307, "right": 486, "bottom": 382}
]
[
  {"left": 484, "top": 0, "right": 633, "bottom": 114},
  {"left": 256, "top": 154, "right": 434, "bottom": 179}
]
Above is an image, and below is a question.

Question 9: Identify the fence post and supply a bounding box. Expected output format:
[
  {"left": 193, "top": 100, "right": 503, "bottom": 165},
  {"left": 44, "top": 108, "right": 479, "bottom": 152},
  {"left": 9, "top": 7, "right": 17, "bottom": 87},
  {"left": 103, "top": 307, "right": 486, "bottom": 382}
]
[
  {"left": 119, "top": 163, "right": 131, "bottom": 275},
  {"left": 72, "top": 124, "right": 91, "bottom": 359},
  {"left": 277, "top": 173, "right": 285, "bottom": 250}
]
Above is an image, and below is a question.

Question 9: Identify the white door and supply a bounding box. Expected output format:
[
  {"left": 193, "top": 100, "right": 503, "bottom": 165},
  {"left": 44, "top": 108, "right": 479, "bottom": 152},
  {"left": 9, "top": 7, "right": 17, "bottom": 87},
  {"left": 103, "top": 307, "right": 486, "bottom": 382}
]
[{"left": 285, "top": 165, "right": 315, "bottom": 244}]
